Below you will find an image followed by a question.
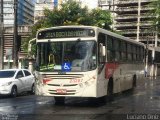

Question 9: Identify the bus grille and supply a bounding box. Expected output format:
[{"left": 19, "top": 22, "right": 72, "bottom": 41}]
[
  {"left": 44, "top": 74, "right": 84, "bottom": 79},
  {"left": 47, "top": 84, "right": 77, "bottom": 87},
  {"left": 43, "top": 73, "right": 83, "bottom": 95},
  {"left": 49, "top": 93, "right": 75, "bottom": 95}
]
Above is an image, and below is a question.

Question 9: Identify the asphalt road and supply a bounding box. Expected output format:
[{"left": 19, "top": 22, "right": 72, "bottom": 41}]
[{"left": 0, "top": 77, "right": 160, "bottom": 120}]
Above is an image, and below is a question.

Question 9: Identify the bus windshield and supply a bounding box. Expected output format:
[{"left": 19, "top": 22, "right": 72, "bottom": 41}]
[{"left": 36, "top": 40, "right": 97, "bottom": 72}]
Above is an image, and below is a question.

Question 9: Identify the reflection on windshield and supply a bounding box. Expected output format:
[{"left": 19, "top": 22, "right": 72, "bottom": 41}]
[
  {"left": 36, "top": 40, "right": 97, "bottom": 72},
  {"left": 0, "top": 71, "right": 15, "bottom": 78}
]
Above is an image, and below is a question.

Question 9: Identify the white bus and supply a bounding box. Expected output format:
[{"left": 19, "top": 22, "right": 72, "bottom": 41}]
[{"left": 32, "top": 26, "right": 145, "bottom": 104}]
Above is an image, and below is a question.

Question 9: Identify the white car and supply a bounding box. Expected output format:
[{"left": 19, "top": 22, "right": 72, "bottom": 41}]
[{"left": 0, "top": 69, "right": 35, "bottom": 97}]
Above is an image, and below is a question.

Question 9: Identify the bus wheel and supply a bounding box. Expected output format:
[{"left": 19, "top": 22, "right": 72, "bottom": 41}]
[
  {"left": 107, "top": 79, "right": 113, "bottom": 102},
  {"left": 133, "top": 75, "right": 137, "bottom": 88},
  {"left": 54, "top": 97, "right": 65, "bottom": 105}
]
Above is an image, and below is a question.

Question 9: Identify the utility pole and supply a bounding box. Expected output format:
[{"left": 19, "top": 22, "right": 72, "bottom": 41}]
[
  {"left": 13, "top": 0, "right": 18, "bottom": 68},
  {"left": 137, "top": 0, "right": 141, "bottom": 42},
  {"left": 0, "top": 0, "right": 4, "bottom": 69}
]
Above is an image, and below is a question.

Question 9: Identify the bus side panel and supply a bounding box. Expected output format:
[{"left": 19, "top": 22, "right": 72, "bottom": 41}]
[
  {"left": 105, "top": 62, "right": 119, "bottom": 79},
  {"left": 105, "top": 62, "right": 121, "bottom": 94},
  {"left": 96, "top": 66, "right": 108, "bottom": 97},
  {"left": 105, "top": 62, "right": 144, "bottom": 94}
]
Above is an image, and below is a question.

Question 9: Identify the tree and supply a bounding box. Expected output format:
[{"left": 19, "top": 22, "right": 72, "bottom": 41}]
[
  {"left": 149, "top": 0, "right": 160, "bottom": 32},
  {"left": 90, "top": 8, "right": 112, "bottom": 29},
  {"left": 32, "top": 0, "right": 112, "bottom": 36}
]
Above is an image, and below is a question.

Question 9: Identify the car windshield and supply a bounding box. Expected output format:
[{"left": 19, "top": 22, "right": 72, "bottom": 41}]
[
  {"left": 36, "top": 40, "right": 97, "bottom": 72},
  {"left": 0, "top": 71, "right": 16, "bottom": 78}
]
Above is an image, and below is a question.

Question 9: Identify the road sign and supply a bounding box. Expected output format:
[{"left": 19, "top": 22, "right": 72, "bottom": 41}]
[{"left": 62, "top": 62, "right": 71, "bottom": 72}]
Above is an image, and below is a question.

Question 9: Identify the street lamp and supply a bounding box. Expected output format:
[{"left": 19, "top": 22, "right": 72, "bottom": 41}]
[{"left": 13, "top": 0, "right": 18, "bottom": 68}]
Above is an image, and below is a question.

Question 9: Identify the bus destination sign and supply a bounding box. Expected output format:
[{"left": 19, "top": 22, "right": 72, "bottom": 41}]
[{"left": 37, "top": 28, "right": 95, "bottom": 39}]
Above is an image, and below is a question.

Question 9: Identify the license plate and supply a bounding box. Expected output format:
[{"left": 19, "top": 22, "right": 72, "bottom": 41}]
[{"left": 56, "top": 89, "right": 67, "bottom": 94}]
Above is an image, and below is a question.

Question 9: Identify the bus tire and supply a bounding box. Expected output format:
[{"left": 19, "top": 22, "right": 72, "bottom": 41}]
[
  {"left": 107, "top": 78, "right": 113, "bottom": 102},
  {"left": 54, "top": 97, "right": 65, "bottom": 105},
  {"left": 133, "top": 75, "right": 137, "bottom": 88}
]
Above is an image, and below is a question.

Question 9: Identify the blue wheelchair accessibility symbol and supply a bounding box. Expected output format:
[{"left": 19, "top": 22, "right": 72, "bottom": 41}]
[{"left": 62, "top": 62, "right": 71, "bottom": 72}]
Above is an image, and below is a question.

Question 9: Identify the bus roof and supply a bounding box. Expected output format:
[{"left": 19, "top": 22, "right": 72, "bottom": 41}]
[
  {"left": 95, "top": 27, "right": 145, "bottom": 47},
  {"left": 37, "top": 25, "right": 145, "bottom": 47}
]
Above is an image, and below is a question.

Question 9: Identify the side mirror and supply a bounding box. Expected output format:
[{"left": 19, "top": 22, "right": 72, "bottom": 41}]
[{"left": 99, "top": 43, "right": 106, "bottom": 56}]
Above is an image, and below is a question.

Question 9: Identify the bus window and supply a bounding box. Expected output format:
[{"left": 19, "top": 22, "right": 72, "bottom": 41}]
[
  {"left": 36, "top": 41, "right": 97, "bottom": 72},
  {"left": 132, "top": 45, "right": 136, "bottom": 61},
  {"left": 48, "top": 42, "right": 62, "bottom": 65},
  {"left": 66, "top": 41, "right": 97, "bottom": 71},
  {"left": 127, "top": 43, "right": 132, "bottom": 61},
  {"left": 140, "top": 47, "right": 144, "bottom": 61},
  {"left": 74, "top": 43, "right": 87, "bottom": 59},
  {"left": 121, "top": 41, "right": 127, "bottom": 61},
  {"left": 136, "top": 46, "right": 140, "bottom": 61},
  {"left": 107, "top": 36, "right": 113, "bottom": 62},
  {"left": 115, "top": 51, "right": 121, "bottom": 61},
  {"left": 113, "top": 38, "right": 120, "bottom": 51},
  {"left": 114, "top": 38, "right": 120, "bottom": 61}
]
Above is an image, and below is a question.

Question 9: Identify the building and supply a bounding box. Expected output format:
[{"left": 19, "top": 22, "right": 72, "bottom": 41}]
[
  {"left": 98, "top": 0, "right": 115, "bottom": 11},
  {"left": 114, "top": 0, "right": 159, "bottom": 45},
  {"left": 99, "top": 0, "right": 160, "bottom": 77},
  {"left": 78, "top": 0, "right": 98, "bottom": 9},
  {"left": 3, "top": 0, "right": 35, "bottom": 26},
  {"left": 0, "top": 0, "right": 35, "bottom": 69},
  {"left": 34, "top": 0, "right": 58, "bottom": 23},
  {"left": 99, "top": 0, "right": 159, "bottom": 46}
]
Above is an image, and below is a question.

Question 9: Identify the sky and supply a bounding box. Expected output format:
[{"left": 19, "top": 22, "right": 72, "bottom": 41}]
[
  {"left": 34, "top": 0, "right": 99, "bottom": 9},
  {"left": 80, "top": 0, "right": 98, "bottom": 9}
]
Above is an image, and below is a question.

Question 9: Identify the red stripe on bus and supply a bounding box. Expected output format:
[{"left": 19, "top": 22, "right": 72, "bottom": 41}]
[{"left": 105, "top": 62, "right": 119, "bottom": 79}]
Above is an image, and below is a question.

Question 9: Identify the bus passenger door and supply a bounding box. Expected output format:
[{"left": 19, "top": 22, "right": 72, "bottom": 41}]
[{"left": 97, "top": 33, "right": 107, "bottom": 96}]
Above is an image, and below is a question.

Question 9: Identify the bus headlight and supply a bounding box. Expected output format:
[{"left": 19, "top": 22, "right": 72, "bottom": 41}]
[{"left": 42, "top": 77, "right": 52, "bottom": 85}]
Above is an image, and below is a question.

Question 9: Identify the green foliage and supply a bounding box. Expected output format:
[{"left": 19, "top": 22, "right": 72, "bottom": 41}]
[
  {"left": 90, "top": 8, "right": 112, "bottom": 29},
  {"left": 32, "top": 0, "right": 112, "bottom": 35},
  {"left": 22, "top": 37, "right": 30, "bottom": 52},
  {"left": 149, "top": 0, "right": 160, "bottom": 31},
  {"left": 21, "top": 37, "right": 36, "bottom": 56}
]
